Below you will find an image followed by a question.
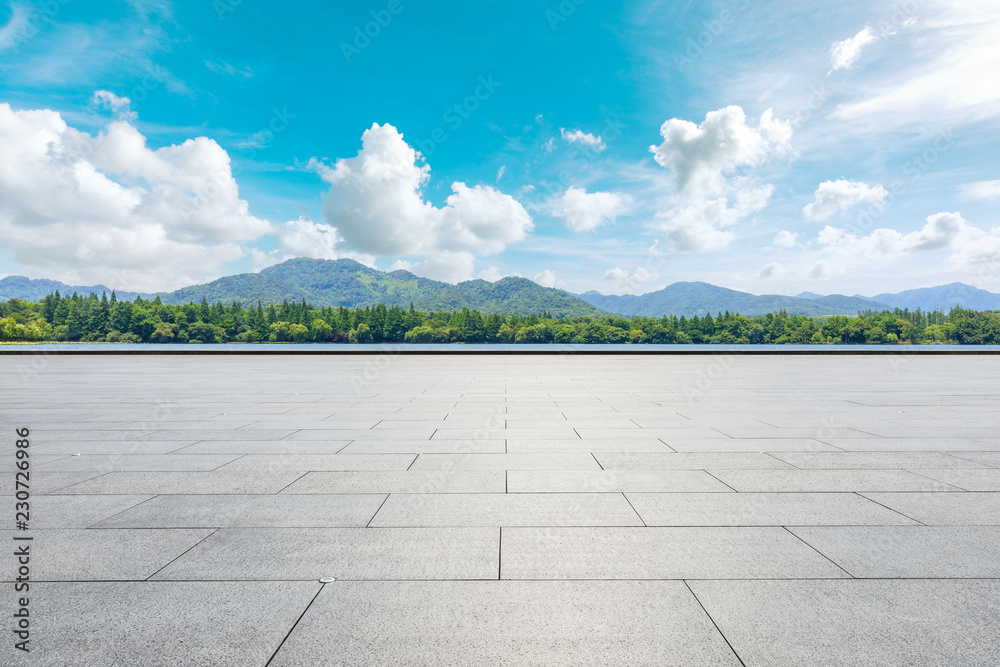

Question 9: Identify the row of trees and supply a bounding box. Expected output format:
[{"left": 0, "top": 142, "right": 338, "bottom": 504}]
[{"left": 0, "top": 291, "right": 998, "bottom": 344}]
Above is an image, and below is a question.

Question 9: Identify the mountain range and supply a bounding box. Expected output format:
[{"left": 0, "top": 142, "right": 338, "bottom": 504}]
[{"left": 2, "top": 258, "right": 999, "bottom": 318}]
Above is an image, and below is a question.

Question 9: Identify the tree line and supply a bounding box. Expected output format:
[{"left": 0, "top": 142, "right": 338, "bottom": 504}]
[{"left": 1, "top": 290, "right": 999, "bottom": 344}]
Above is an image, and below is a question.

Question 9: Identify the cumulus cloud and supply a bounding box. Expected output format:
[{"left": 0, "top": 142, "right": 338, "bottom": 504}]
[
  {"left": 650, "top": 106, "right": 791, "bottom": 252},
  {"left": 560, "top": 128, "right": 605, "bottom": 151},
  {"left": 816, "top": 212, "right": 989, "bottom": 259},
  {"left": 650, "top": 106, "right": 792, "bottom": 197},
  {"left": 546, "top": 187, "right": 628, "bottom": 232},
  {"left": 659, "top": 186, "right": 774, "bottom": 253},
  {"left": 959, "top": 180, "right": 1000, "bottom": 200},
  {"left": 0, "top": 102, "right": 272, "bottom": 291},
  {"left": 604, "top": 266, "right": 658, "bottom": 294},
  {"left": 315, "top": 123, "right": 533, "bottom": 261},
  {"left": 830, "top": 26, "right": 878, "bottom": 72},
  {"left": 390, "top": 250, "right": 477, "bottom": 284},
  {"left": 804, "top": 180, "right": 888, "bottom": 221},
  {"left": 773, "top": 231, "right": 799, "bottom": 248},
  {"left": 532, "top": 269, "right": 556, "bottom": 288}
]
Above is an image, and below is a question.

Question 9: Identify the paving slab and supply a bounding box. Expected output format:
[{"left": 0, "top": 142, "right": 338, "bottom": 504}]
[
  {"left": 862, "top": 491, "right": 1000, "bottom": 525},
  {"left": 813, "top": 437, "right": 1000, "bottom": 451},
  {"left": 336, "top": 439, "right": 506, "bottom": 454},
  {"left": 505, "top": 438, "right": 673, "bottom": 452},
  {"left": 53, "top": 470, "right": 307, "bottom": 494},
  {"left": 269, "top": 581, "right": 741, "bottom": 666},
  {"left": 368, "top": 493, "right": 643, "bottom": 527},
  {"left": 709, "top": 469, "right": 966, "bottom": 492},
  {"left": 595, "top": 452, "right": 794, "bottom": 470},
  {"left": 2, "top": 581, "right": 317, "bottom": 667},
  {"left": 409, "top": 452, "right": 602, "bottom": 471},
  {"left": 689, "top": 579, "right": 1000, "bottom": 667},
  {"left": 501, "top": 526, "right": 849, "bottom": 579},
  {"left": 0, "top": 528, "right": 213, "bottom": 581},
  {"left": 507, "top": 470, "right": 733, "bottom": 493},
  {"left": 154, "top": 527, "right": 499, "bottom": 581},
  {"left": 13, "top": 494, "right": 153, "bottom": 528},
  {"left": 214, "top": 453, "right": 416, "bottom": 472},
  {"left": 33, "top": 454, "right": 240, "bottom": 472},
  {"left": 171, "top": 440, "right": 353, "bottom": 454},
  {"left": 280, "top": 471, "right": 506, "bottom": 494},
  {"left": 791, "top": 526, "right": 1000, "bottom": 578},
  {"left": 625, "top": 491, "right": 919, "bottom": 526},
  {"left": 770, "top": 451, "right": 991, "bottom": 469},
  {"left": 94, "top": 494, "right": 386, "bottom": 528},
  {"left": 907, "top": 467, "right": 1000, "bottom": 490},
  {"left": 663, "top": 438, "right": 841, "bottom": 452}
]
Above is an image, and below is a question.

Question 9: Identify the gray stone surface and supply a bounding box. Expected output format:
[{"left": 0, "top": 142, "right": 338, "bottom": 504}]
[
  {"left": 625, "top": 492, "right": 919, "bottom": 526},
  {"left": 3, "top": 581, "right": 318, "bottom": 667},
  {"left": 94, "top": 494, "right": 386, "bottom": 528},
  {"left": 501, "top": 527, "right": 849, "bottom": 579},
  {"left": 0, "top": 528, "right": 213, "bottom": 580},
  {"left": 368, "top": 493, "right": 644, "bottom": 527},
  {"left": 689, "top": 579, "right": 1000, "bottom": 666},
  {"left": 5, "top": 353, "right": 1000, "bottom": 664},
  {"left": 154, "top": 527, "right": 499, "bottom": 580},
  {"left": 790, "top": 526, "right": 1000, "bottom": 577},
  {"left": 269, "top": 581, "right": 742, "bottom": 666}
]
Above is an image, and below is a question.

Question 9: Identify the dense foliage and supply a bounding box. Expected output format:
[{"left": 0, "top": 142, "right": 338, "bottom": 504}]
[{"left": 2, "top": 290, "right": 999, "bottom": 345}]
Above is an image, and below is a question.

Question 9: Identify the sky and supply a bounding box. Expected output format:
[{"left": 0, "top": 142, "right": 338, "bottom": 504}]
[{"left": 1, "top": 0, "right": 999, "bottom": 298}]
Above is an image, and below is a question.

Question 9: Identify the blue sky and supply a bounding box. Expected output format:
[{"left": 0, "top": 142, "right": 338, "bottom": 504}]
[{"left": 1, "top": 0, "right": 999, "bottom": 297}]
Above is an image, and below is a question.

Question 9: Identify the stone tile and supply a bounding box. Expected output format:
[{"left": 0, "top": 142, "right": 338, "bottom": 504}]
[
  {"left": 709, "top": 469, "right": 965, "bottom": 492},
  {"left": 813, "top": 437, "right": 1000, "bottom": 452},
  {"left": 663, "top": 438, "right": 840, "bottom": 452},
  {"left": 505, "top": 438, "right": 672, "bottom": 453},
  {"left": 770, "top": 451, "right": 991, "bottom": 469},
  {"left": 409, "top": 453, "right": 602, "bottom": 471},
  {"left": 791, "top": 526, "right": 1000, "bottom": 578},
  {"left": 281, "top": 471, "right": 506, "bottom": 494},
  {"left": 0, "top": 472, "right": 107, "bottom": 495},
  {"left": 140, "top": 429, "right": 297, "bottom": 441},
  {"left": 154, "top": 527, "right": 498, "bottom": 581},
  {"left": 214, "top": 453, "right": 416, "bottom": 472},
  {"left": 16, "top": 495, "right": 153, "bottom": 529},
  {"left": 625, "top": 492, "right": 917, "bottom": 526},
  {"left": 55, "top": 471, "right": 306, "bottom": 495},
  {"left": 172, "top": 440, "right": 352, "bottom": 455},
  {"left": 948, "top": 452, "right": 1000, "bottom": 467},
  {"left": 431, "top": 428, "right": 580, "bottom": 440},
  {"left": 689, "top": 579, "right": 1000, "bottom": 667},
  {"left": 507, "top": 470, "right": 733, "bottom": 493},
  {"left": 502, "top": 526, "right": 849, "bottom": 579},
  {"left": 19, "top": 441, "right": 200, "bottom": 455},
  {"left": 34, "top": 454, "right": 240, "bottom": 472},
  {"left": 269, "top": 581, "right": 741, "bottom": 666},
  {"left": 3, "top": 581, "right": 317, "bottom": 667},
  {"left": 94, "top": 494, "right": 386, "bottom": 528},
  {"left": 336, "top": 439, "right": 506, "bottom": 454},
  {"left": 864, "top": 489, "right": 1000, "bottom": 524},
  {"left": 909, "top": 468, "right": 1000, "bottom": 491},
  {"left": 0, "top": 529, "right": 213, "bottom": 581},
  {"left": 368, "top": 493, "right": 643, "bottom": 527},
  {"left": 595, "top": 452, "right": 794, "bottom": 470}
]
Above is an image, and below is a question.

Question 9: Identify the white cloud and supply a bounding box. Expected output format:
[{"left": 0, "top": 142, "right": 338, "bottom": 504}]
[
  {"left": 658, "top": 185, "right": 774, "bottom": 253},
  {"left": 816, "top": 212, "right": 988, "bottom": 258},
  {"left": 833, "top": 4, "right": 1000, "bottom": 128},
  {"left": 205, "top": 60, "right": 254, "bottom": 78},
  {"left": 604, "top": 266, "right": 658, "bottom": 294},
  {"left": 390, "top": 251, "right": 476, "bottom": 284},
  {"left": 773, "top": 231, "right": 799, "bottom": 248},
  {"left": 650, "top": 106, "right": 792, "bottom": 198},
  {"left": 546, "top": 187, "right": 628, "bottom": 232},
  {"left": 830, "top": 26, "right": 878, "bottom": 72},
  {"left": 959, "top": 180, "right": 1000, "bottom": 200},
  {"left": 649, "top": 106, "right": 791, "bottom": 252},
  {"left": 0, "top": 102, "right": 271, "bottom": 292},
  {"left": 495, "top": 165, "right": 505, "bottom": 182},
  {"left": 532, "top": 269, "right": 556, "bottom": 288},
  {"left": 315, "top": 123, "right": 532, "bottom": 260},
  {"left": 803, "top": 180, "right": 888, "bottom": 221},
  {"left": 478, "top": 266, "right": 504, "bottom": 282},
  {"left": 560, "top": 128, "right": 605, "bottom": 151}
]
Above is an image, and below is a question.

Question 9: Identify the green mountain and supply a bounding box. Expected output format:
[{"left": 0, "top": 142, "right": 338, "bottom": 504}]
[
  {"left": 158, "top": 258, "right": 606, "bottom": 317},
  {"left": 0, "top": 276, "right": 141, "bottom": 302},
  {"left": 577, "top": 282, "right": 890, "bottom": 317}
]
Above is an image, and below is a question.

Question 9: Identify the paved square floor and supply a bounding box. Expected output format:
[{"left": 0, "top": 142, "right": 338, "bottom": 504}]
[{"left": 3, "top": 353, "right": 1000, "bottom": 665}]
